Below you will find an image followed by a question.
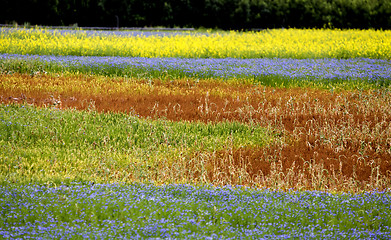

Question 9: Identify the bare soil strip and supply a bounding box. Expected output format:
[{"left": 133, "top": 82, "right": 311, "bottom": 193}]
[{"left": 2, "top": 73, "right": 390, "bottom": 190}]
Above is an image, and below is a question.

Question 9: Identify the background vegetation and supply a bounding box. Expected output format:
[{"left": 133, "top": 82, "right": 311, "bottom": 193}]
[{"left": 1, "top": 0, "right": 391, "bottom": 30}]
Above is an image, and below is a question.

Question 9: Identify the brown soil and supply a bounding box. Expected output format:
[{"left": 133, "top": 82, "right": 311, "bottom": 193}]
[{"left": 1, "top": 73, "right": 391, "bottom": 190}]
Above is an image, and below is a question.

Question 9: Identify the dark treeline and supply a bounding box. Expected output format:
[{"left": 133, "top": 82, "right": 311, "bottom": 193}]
[{"left": 1, "top": 0, "right": 391, "bottom": 30}]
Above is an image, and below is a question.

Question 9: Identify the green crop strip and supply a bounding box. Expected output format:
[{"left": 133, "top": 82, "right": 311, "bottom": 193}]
[{"left": 0, "top": 104, "right": 274, "bottom": 184}]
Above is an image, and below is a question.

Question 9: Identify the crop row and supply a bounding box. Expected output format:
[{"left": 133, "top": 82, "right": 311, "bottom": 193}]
[
  {"left": 2, "top": 54, "right": 391, "bottom": 89},
  {"left": 1, "top": 182, "right": 390, "bottom": 239},
  {"left": 1, "top": 28, "right": 390, "bottom": 59}
]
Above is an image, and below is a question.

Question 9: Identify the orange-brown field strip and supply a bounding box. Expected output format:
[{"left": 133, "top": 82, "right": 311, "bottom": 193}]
[{"left": 1, "top": 73, "right": 390, "bottom": 190}]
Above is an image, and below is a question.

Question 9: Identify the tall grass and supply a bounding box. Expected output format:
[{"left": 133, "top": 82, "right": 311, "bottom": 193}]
[{"left": 0, "top": 104, "right": 273, "bottom": 184}]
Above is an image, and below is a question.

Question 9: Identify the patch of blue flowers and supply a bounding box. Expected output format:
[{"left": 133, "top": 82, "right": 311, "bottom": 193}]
[
  {"left": 1, "top": 183, "right": 390, "bottom": 239},
  {"left": 1, "top": 53, "right": 390, "bottom": 87}
]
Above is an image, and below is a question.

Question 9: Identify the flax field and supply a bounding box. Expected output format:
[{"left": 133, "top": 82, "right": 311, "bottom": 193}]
[{"left": 0, "top": 27, "right": 390, "bottom": 239}]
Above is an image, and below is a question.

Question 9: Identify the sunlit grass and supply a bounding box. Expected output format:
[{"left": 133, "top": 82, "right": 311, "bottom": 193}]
[{"left": 0, "top": 104, "right": 273, "bottom": 184}]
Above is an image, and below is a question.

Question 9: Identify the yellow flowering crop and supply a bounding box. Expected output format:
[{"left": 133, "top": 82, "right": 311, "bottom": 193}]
[{"left": 0, "top": 28, "right": 390, "bottom": 59}]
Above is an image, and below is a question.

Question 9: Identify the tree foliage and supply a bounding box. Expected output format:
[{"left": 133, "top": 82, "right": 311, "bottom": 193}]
[{"left": 1, "top": 0, "right": 390, "bottom": 29}]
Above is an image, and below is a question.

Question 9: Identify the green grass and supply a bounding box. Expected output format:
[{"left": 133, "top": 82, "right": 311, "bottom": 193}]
[{"left": 0, "top": 104, "right": 274, "bottom": 184}]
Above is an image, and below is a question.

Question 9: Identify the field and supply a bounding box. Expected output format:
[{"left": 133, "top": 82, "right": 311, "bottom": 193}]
[{"left": 1, "top": 27, "right": 391, "bottom": 238}]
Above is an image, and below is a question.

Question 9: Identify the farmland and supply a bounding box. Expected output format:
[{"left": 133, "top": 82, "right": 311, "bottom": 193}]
[{"left": 1, "top": 27, "right": 391, "bottom": 238}]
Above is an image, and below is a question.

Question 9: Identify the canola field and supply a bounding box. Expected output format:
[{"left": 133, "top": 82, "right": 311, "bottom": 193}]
[
  {"left": 1, "top": 27, "right": 391, "bottom": 238},
  {"left": 1, "top": 28, "right": 391, "bottom": 58}
]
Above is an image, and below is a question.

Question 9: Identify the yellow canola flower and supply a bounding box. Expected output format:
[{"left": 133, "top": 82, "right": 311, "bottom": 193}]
[{"left": 0, "top": 28, "right": 390, "bottom": 59}]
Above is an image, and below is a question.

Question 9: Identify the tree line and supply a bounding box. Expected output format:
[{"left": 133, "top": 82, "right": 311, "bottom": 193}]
[{"left": 1, "top": 0, "right": 390, "bottom": 30}]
